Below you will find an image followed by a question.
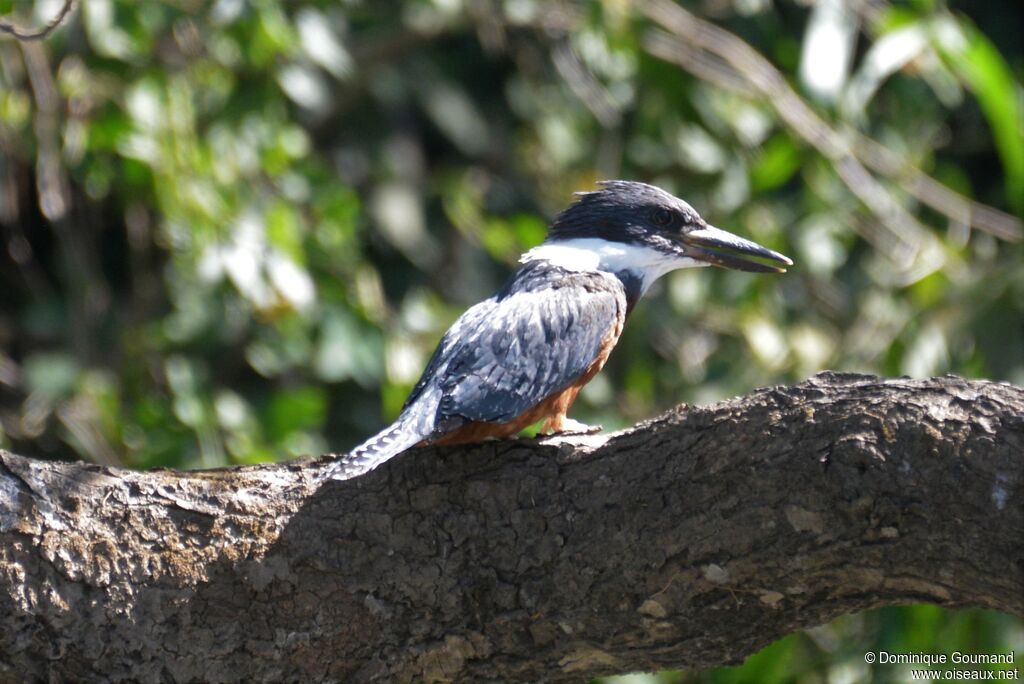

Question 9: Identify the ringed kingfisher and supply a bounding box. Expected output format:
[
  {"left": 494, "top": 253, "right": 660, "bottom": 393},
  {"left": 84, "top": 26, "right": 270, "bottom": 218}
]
[{"left": 324, "top": 180, "right": 791, "bottom": 479}]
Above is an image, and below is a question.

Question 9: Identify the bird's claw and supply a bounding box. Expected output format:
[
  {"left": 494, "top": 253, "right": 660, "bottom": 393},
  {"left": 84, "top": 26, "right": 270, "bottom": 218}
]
[{"left": 553, "top": 418, "right": 603, "bottom": 435}]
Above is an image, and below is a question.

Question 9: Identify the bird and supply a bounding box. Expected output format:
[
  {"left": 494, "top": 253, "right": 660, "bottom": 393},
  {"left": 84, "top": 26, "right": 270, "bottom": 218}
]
[{"left": 323, "top": 180, "right": 791, "bottom": 480}]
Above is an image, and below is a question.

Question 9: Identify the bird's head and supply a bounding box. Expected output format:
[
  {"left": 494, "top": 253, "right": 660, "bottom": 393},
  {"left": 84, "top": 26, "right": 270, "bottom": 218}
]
[{"left": 524, "top": 180, "right": 792, "bottom": 292}]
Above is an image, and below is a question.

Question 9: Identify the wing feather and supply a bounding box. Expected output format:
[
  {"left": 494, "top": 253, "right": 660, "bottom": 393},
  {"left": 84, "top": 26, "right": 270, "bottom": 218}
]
[{"left": 434, "top": 271, "right": 623, "bottom": 426}]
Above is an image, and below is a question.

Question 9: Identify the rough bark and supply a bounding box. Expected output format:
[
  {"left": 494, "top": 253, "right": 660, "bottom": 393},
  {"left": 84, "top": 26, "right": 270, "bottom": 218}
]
[{"left": 0, "top": 372, "right": 1021, "bottom": 683}]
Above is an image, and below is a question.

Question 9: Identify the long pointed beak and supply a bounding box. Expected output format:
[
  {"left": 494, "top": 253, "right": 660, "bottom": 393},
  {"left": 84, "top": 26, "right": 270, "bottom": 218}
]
[{"left": 680, "top": 224, "right": 793, "bottom": 273}]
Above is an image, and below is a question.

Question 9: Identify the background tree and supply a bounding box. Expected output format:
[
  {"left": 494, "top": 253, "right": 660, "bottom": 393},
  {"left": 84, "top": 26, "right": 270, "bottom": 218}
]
[{"left": 0, "top": 0, "right": 1020, "bottom": 680}]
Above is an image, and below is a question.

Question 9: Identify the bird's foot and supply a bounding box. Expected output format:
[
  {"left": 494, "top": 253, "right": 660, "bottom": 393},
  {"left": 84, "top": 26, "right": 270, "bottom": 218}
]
[{"left": 551, "top": 418, "right": 603, "bottom": 436}]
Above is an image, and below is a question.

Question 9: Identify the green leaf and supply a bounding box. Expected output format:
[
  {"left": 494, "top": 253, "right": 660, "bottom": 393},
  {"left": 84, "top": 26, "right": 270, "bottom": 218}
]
[
  {"left": 934, "top": 15, "right": 1024, "bottom": 212},
  {"left": 266, "top": 199, "right": 304, "bottom": 262},
  {"left": 264, "top": 386, "right": 327, "bottom": 442},
  {"left": 750, "top": 135, "right": 802, "bottom": 192},
  {"left": 23, "top": 353, "right": 80, "bottom": 401}
]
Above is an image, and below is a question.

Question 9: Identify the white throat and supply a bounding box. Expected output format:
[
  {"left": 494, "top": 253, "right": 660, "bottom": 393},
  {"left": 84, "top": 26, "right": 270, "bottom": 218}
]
[{"left": 520, "top": 238, "right": 706, "bottom": 293}]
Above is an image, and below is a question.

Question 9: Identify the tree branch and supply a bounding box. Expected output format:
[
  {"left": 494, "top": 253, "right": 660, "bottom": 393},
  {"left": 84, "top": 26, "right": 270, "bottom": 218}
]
[
  {"left": 0, "top": 0, "right": 75, "bottom": 42},
  {"left": 640, "top": 0, "right": 1023, "bottom": 244},
  {"left": 1, "top": 372, "right": 1021, "bottom": 682}
]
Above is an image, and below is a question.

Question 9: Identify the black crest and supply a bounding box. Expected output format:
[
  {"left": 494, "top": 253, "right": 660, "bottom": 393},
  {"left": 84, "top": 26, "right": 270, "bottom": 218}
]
[{"left": 547, "top": 180, "right": 701, "bottom": 243}]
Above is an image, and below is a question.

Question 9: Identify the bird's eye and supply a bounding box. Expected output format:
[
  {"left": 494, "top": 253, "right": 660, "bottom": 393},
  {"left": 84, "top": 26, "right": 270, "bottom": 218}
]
[{"left": 651, "top": 208, "right": 674, "bottom": 227}]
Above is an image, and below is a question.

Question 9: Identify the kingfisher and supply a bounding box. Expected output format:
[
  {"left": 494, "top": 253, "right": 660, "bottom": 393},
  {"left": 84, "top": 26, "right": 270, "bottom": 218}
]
[{"left": 324, "top": 181, "right": 791, "bottom": 479}]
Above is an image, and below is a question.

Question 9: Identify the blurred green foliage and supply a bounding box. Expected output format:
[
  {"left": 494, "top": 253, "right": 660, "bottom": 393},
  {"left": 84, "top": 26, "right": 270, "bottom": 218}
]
[
  {"left": 0, "top": 0, "right": 1020, "bottom": 680},
  {"left": 602, "top": 607, "right": 1023, "bottom": 683}
]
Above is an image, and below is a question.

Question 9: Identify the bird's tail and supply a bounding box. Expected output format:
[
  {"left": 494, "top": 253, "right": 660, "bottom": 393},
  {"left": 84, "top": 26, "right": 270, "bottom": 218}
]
[{"left": 318, "top": 416, "right": 427, "bottom": 481}]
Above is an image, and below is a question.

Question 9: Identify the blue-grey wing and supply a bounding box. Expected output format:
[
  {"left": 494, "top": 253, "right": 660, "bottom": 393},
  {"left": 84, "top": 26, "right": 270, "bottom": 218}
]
[
  {"left": 401, "top": 297, "right": 498, "bottom": 410},
  {"left": 434, "top": 276, "right": 623, "bottom": 425}
]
